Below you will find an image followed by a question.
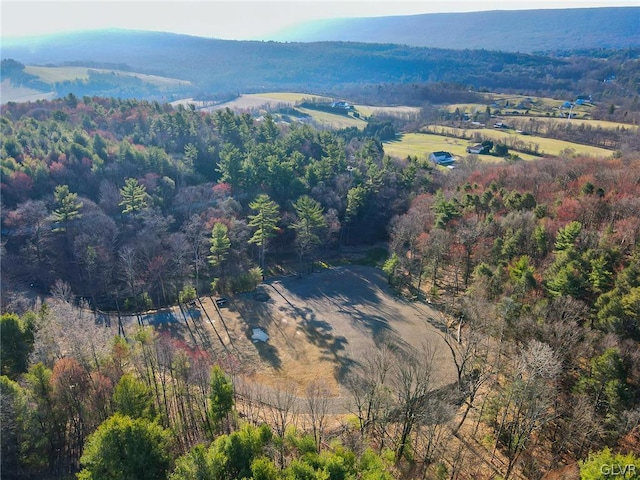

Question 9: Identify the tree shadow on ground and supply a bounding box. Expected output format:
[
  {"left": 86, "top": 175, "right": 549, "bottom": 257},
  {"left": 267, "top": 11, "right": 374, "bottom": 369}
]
[
  {"left": 250, "top": 338, "right": 282, "bottom": 370},
  {"left": 232, "top": 291, "right": 284, "bottom": 371}
]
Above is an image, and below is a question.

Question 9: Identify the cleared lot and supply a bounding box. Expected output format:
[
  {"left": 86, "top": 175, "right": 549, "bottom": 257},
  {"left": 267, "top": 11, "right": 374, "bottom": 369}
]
[
  {"left": 198, "top": 266, "right": 457, "bottom": 405},
  {"left": 119, "top": 265, "right": 457, "bottom": 412}
]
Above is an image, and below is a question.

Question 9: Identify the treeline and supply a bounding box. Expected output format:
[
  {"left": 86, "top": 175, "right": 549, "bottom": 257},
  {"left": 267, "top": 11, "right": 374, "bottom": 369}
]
[{"left": 1, "top": 96, "right": 432, "bottom": 311}]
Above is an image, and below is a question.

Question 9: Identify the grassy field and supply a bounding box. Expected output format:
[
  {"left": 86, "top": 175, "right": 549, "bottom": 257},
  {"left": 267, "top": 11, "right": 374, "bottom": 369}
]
[
  {"left": 209, "top": 94, "right": 367, "bottom": 129},
  {"left": 429, "top": 126, "right": 614, "bottom": 158},
  {"left": 0, "top": 79, "right": 54, "bottom": 104},
  {"left": 24, "top": 65, "right": 191, "bottom": 87},
  {"left": 382, "top": 133, "right": 533, "bottom": 162},
  {"left": 448, "top": 93, "right": 595, "bottom": 118},
  {"left": 210, "top": 93, "right": 330, "bottom": 112},
  {"left": 250, "top": 92, "right": 332, "bottom": 103},
  {"left": 513, "top": 116, "right": 638, "bottom": 131},
  {"left": 354, "top": 104, "right": 421, "bottom": 119},
  {"left": 297, "top": 108, "right": 367, "bottom": 129},
  {"left": 25, "top": 66, "right": 92, "bottom": 83}
]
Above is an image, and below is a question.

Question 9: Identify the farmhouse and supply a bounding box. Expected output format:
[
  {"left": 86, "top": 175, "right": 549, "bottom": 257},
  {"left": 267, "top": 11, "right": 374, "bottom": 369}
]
[
  {"left": 331, "top": 101, "right": 353, "bottom": 110},
  {"left": 466, "top": 144, "right": 489, "bottom": 154},
  {"left": 429, "top": 151, "right": 456, "bottom": 166}
]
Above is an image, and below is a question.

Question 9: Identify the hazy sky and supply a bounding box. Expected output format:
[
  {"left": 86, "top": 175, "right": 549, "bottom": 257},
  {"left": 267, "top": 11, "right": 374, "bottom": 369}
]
[{"left": 2, "top": 1, "right": 638, "bottom": 40}]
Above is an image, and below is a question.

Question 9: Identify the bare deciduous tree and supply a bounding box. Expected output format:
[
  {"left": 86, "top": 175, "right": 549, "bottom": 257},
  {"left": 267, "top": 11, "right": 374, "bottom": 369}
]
[
  {"left": 30, "top": 297, "right": 114, "bottom": 371},
  {"left": 391, "top": 346, "right": 436, "bottom": 462},
  {"left": 491, "top": 340, "right": 561, "bottom": 479},
  {"left": 305, "top": 380, "right": 331, "bottom": 453}
]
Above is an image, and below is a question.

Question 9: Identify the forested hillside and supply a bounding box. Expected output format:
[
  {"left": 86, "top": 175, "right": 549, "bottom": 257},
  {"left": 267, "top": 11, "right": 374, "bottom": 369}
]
[
  {"left": 273, "top": 7, "right": 640, "bottom": 53},
  {"left": 1, "top": 96, "right": 423, "bottom": 309},
  {"left": 2, "top": 31, "right": 639, "bottom": 101},
  {"left": 1, "top": 95, "right": 639, "bottom": 479}
]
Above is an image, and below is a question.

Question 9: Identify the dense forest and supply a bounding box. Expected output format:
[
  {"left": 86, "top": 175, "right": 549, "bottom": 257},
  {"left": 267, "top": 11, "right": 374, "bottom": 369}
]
[{"left": 1, "top": 94, "right": 640, "bottom": 479}]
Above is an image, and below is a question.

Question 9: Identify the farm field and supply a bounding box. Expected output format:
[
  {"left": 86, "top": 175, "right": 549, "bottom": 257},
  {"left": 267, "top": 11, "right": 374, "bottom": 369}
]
[
  {"left": 296, "top": 107, "right": 366, "bottom": 129},
  {"left": 249, "top": 92, "right": 332, "bottom": 103},
  {"left": 510, "top": 116, "right": 639, "bottom": 131},
  {"left": 427, "top": 126, "right": 614, "bottom": 158},
  {"left": 0, "top": 79, "right": 54, "bottom": 104},
  {"left": 483, "top": 92, "right": 590, "bottom": 109},
  {"left": 210, "top": 93, "right": 418, "bottom": 123},
  {"left": 383, "top": 132, "right": 539, "bottom": 162},
  {"left": 448, "top": 93, "right": 595, "bottom": 118},
  {"left": 209, "top": 92, "right": 331, "bottom": 111},
  {"left": 354, "top": 104, "right": 421, "bottom": 119},
  {"left": 23, "top": 65, "right": 191, "bottom": 87}
]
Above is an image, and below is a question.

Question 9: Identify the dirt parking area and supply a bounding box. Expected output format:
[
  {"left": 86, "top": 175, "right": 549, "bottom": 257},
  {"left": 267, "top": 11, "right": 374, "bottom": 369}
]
[{"left": 190, "top": 265, "right": 458, "bottom": 404}]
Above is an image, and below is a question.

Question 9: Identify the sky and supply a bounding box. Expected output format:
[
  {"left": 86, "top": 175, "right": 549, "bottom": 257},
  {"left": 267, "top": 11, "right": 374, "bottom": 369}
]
[{"left": 2, "top": 0, "right": 638, "bottom": 41}]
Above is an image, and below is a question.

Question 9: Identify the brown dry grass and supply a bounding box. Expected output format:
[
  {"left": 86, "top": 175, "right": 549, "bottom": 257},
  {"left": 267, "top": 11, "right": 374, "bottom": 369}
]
[{"left": 158, "top": 266, "right": 457, "bottom": 411}]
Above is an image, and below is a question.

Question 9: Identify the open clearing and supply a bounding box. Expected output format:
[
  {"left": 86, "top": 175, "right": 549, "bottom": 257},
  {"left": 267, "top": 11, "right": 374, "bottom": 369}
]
[
  {"left": 23, "top": 65, "right": 191, "bottom": 87},
  {"left": 129, "top": 266, "right": 457, "bottom": 411},
  {"left": 512, "top": 116, "right": 638, "bottom": 131},
  {"left": 423, "top": 127, "right": 613, "bottom": 158},
  {"left": 208, "top": 93, "right": 331, "bottom": 111},
  {"left": 296, "top": 108, "right": 366, "bottom": 129},
  {"left": 354, "top": 104, "right": 421, "bottom": 118},
  {"left": 384, "top": 132, "right": 539, "bottom": 161},
  {"left": 0, "top": 79, "right": 54, "bottom": 104}
]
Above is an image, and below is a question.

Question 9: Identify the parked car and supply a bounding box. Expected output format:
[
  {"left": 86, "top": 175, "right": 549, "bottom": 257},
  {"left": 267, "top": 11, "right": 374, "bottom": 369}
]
[{"left": 215, "top": 297, "right": 228, "bottom": 307}]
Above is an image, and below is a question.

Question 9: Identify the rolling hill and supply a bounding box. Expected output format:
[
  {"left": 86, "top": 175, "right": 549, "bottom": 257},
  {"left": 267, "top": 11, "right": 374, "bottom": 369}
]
[
  {"left": 271, "top": 7, "right": 640, "bottom": 53},
  {"left": 1, "top": 15, "right": 639, "bottom": 103}
]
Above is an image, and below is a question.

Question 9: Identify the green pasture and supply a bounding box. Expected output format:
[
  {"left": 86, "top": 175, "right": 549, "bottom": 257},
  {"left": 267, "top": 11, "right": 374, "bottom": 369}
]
[
  {"left": 430, "top": 126, "right": 613, "bottom": 158},
  {"left": 514, "top": 116, "right": 638, "bottom": 131},
  {"left": 383, "top": 133, "right": 519, "bottom": 162},
  {"left": 297, "top": 108, "right": 367, "bottom": 129}
]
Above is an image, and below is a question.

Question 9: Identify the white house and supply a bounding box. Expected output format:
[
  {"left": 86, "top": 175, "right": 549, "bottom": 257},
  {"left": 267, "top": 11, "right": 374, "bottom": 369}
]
[{"left": 466, "top": 144, "right": 489, "bottom": 154}]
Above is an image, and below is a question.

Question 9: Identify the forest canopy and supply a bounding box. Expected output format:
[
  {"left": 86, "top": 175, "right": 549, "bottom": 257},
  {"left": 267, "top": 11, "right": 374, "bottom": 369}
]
[{"left": 1, "top": 94, "right": 639, "bottom": 479}]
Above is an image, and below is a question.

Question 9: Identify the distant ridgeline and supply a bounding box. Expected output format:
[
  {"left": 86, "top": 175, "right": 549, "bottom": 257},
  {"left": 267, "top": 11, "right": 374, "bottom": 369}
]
[
  {"left": 272, "top": 7, "right": 640, "bottom": 53},
  {"left": 1, "top": 25, "right": 639, "bottom": 101}
]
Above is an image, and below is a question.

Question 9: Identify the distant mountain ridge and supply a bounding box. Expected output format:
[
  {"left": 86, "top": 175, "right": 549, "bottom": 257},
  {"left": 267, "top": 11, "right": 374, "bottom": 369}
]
[
  {"left": 271, "top": 7, "right": 640, "bottom": 52},
  {"left": 0, "top": 30, "right": 574, "bottom": 96},
  {"left": 2, "top": 25, "right": 639, "bottom": 102}
]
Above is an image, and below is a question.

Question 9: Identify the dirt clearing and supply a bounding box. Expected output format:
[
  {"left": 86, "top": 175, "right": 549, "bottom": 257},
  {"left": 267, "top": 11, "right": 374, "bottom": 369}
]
[
  {"left": 209, "top": 266, "right": 454, "bottom": 397},
  {"left": 126, "top": 265, "right": 458, "bottom": 412}
]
